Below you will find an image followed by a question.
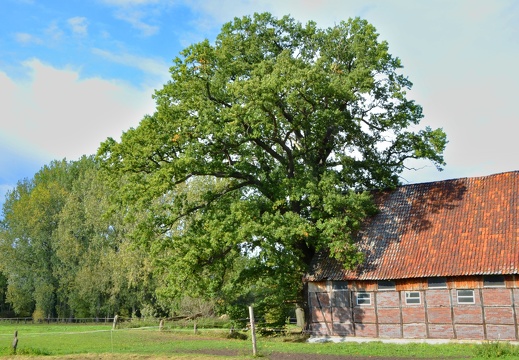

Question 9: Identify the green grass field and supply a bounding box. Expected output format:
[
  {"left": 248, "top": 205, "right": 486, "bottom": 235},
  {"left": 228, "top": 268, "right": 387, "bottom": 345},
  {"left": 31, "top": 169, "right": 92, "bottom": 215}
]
[{"left": 0, "top": 321, "right": 514, "bottom": 359}]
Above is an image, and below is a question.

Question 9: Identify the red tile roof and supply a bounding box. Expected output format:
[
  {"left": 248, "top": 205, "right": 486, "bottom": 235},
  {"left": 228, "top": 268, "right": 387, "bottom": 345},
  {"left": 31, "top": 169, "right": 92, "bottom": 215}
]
[{"left": 306, "top": 171, "right": 519, "bottom": 281}]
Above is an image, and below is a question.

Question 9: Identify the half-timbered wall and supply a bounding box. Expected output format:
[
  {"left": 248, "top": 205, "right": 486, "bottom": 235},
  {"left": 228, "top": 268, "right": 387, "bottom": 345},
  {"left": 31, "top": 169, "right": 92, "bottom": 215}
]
[{"left": 308, "top": 276, "right": 519, "bottom": 340}]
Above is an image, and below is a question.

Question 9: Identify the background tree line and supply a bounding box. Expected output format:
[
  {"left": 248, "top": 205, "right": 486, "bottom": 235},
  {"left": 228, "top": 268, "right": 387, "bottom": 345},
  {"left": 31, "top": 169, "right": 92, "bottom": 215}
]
[
  {"left": 0, "top": 157, "right": 151, "bottom": 319},
  {"left": 0, "top": 13, "right": 446, "bottom": 325}
]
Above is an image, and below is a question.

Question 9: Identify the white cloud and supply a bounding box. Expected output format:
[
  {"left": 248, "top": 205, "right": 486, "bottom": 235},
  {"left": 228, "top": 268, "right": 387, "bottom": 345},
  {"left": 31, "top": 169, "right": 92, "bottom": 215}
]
[
  {"left": 15, "top": 32, "right": 43, "bottom": 45},
  {"left": 92, "top": 48, "right": 169, "bottom": 82},
  {"left": 0, "top": 60, "right": 157, "bottom": 161},
  {"left": 181, "top": 0, "right": 364, "bottom": 29},
  {"left": 44, "top": 21, "right": 64, "bottom": 42},
  {"left": 114, "top": 9, "right": 159, "bottom": 36},
  {"left": 99, "top": 0, "right": 162, "bottom": 36},
  {"left": 68, "top": 17, "right": 89, "bottom": 36}
]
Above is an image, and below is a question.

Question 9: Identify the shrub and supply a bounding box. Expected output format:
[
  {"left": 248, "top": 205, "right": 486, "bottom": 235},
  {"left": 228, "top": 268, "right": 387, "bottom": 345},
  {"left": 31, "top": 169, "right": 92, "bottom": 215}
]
[
  {"left": 474, "top": 341, "right": 519, "bottom": 358},
  {"left": 32, "top": 309, "right": 45, "bottom": 322},
  {"left": 227, "top": 331, "right": 248, "bottom": 340}
]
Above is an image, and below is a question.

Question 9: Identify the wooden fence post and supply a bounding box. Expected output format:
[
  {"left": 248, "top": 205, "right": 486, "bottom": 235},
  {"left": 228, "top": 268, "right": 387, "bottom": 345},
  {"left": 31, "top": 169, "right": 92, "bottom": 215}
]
[
  {"left": 249, "top": 306, "right": 257, "bottom": 356},
  {"left": 112, "top": 315, "right": 118, "bottom": 330},
  {"left": 12, "top": 331, "right": 18, "bottom": 354}
]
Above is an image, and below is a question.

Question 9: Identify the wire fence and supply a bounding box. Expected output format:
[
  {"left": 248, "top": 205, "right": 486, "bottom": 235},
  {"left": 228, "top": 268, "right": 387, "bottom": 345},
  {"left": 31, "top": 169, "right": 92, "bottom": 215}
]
[
  {"left": 0, "top": 319, "right": 306, "bottom": 357},
  {"left": 0, "top": 316, "right": 300, "bottom": 328},
  {"left": 0, "top": 317, "right": 117, "bottom": 324}
]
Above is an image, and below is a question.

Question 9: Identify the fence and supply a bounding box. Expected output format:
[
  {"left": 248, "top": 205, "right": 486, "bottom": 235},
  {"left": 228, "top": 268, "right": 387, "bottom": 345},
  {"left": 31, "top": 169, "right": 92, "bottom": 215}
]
[
  {"left": 0, "top": 307, "right": 305, "bottom": 357},
  {"left": 0, "top": 317, "right": 117, "bottom": 324}
]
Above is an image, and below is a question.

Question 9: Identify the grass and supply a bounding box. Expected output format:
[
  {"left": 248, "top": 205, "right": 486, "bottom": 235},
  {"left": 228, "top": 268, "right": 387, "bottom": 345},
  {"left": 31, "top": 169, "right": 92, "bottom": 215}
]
[{"left": 0, "top": 321, "right": 511, "bottom": 359}]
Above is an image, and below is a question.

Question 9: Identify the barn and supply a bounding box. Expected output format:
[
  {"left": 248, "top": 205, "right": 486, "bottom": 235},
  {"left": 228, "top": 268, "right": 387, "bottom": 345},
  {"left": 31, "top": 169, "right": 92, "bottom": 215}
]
[{"left": 304, "top": 171, "right": 519, "bottom": 340}]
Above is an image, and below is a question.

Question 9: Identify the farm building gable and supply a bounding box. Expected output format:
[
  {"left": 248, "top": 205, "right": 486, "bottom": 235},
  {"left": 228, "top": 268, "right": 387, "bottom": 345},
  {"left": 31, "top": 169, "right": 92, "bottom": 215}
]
[{"left": 306, "top": 170, "right": 519, "bottom": 282}]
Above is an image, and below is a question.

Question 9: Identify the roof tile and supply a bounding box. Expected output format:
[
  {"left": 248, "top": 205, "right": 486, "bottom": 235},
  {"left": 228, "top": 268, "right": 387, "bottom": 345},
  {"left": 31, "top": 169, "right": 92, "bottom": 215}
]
[{"left": 307, "top": 171, "right": 519, "bottom": 281}]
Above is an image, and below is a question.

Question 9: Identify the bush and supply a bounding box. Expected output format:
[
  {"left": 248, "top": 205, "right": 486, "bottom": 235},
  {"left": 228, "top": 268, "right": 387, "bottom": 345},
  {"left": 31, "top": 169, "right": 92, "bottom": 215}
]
[
  {"left": 227, "top": 331, "right": 248, "bottom": 340},
  {"left": 32, "top": 309, "right": 45, "bottom": 322},
  {"left": 474, "top": 341, "right": 519, "bottom": 358}
]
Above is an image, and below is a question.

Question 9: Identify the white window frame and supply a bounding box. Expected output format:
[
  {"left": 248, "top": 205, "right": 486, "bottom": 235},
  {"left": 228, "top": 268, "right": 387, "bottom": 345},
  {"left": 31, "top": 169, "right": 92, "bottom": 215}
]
[
  {"left": 405, "top": 291, "right": 421, "bottom": 305},
  {"left": 457, "top": 289, "right": 475, "bottom": 304},
  {"left": 356, "top": 292, "right": 371, "bottom": 306}
]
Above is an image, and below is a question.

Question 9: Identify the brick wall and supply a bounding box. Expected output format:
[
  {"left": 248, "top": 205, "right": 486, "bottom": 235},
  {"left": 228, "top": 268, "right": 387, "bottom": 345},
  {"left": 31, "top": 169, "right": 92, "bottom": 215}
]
[{"left": 308, "top": 279, "right": 519, "bottom": 340}]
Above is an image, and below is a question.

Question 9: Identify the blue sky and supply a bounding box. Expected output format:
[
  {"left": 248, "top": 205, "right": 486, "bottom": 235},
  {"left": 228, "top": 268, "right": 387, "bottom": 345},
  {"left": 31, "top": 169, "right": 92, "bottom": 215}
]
[{"left": 1, "top": 0, "right": 518, "bottom": 208}]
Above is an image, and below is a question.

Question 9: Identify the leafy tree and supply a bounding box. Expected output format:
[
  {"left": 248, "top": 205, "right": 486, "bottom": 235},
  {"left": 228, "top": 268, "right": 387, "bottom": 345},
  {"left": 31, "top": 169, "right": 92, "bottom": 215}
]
[
  {"left": 0, "top": 270, "right": 10, "bottom": 316},
  {"left": 53, "top": 157, "right": 156, "bottom": 319},
  {"left": 99, "top": 13, "right": 447, "bottom": 322},
  {"left": 1, "top": 157, "right": 156, "bottom": 319},
  {"left": 0, "top": 160, "right": 75, "bottom": 317}
]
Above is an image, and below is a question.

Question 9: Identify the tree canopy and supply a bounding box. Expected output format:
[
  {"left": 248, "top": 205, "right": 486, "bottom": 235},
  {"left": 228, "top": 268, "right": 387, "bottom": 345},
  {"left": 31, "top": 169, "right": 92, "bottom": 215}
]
[
  {"left": 98, "top": 13, "right": 447, "bottom": 320},
  {"left": 0, "top": 157, "right": 155, "bottom": 319}
]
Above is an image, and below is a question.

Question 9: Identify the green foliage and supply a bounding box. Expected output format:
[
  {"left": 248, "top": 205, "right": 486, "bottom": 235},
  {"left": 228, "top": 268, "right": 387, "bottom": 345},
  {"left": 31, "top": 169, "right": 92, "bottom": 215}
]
[
  {"left": 227, "top": 330, "right": 248, "bottom": 340},
  {"left": 0, "top": 271, "right": 12, "bottom": 316},
  {"left": 32, "top": 308, "right": 45, "bottom": 322},
  {"left": 0, "top": 156, "right": 156, "bottom": 319},
  {"left": 0, "top": 159, "right": 76, "bottom": 317},
  {"left": 98, "top": 12, "right": 447, "bottom": 321},
  {"left": 474, "top": 341, "right": 519, "bottom": 358}
]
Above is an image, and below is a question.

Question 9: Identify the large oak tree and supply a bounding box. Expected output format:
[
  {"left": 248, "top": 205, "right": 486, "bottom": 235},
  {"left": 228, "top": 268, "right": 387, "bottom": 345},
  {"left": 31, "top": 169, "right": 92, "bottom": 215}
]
[{"left": 98, "top": 13, "right": 447, "bottom": 318}]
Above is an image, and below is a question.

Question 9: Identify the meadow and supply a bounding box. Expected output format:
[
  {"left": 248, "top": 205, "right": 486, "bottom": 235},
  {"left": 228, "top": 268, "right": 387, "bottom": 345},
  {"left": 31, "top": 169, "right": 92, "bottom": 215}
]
[{"left": 0, "top": 320, "right": 514, "bottom": 359}]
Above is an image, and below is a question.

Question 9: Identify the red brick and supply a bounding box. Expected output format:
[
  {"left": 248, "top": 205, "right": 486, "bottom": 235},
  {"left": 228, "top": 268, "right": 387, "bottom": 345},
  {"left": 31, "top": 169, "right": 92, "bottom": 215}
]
[
  {"left": 403, "top": 323, "right": 427, "bottom": 339},
  {"left": 379, "top": 324, "right": 402, "bottom": 338},
  {"left": 355, "top": 323, "right": 377, "bottom": 337},
  {"left": 426, "top": 290, "right": 451, "bottom": 307},
  {"left": 315, "top": 292, "right": 331, "bottom": 307},
  {"left": 454, "top": 306, "right": 482, "bottom": 324},
  {"left": 311, "top": 307, "right": 332, "bottom": 323},
  {"left": 486, "top": 325, "right": 517, "bottom": 340},
  {"left": 402, "top": 307, "right": 425, "bottom": 323},
  {"left": 377, "top": 291, "right": 400, "bottom": 307},
  {"left": 332, "top": 307, "right": 352, "bottom": 323},
  {"left": 310, "top": 322, "right": 330, "bottom": 336},
  {"left": 428, "top": 324, "right": 455, "bottom": 339},
  {"left": 482, "top": 288, "right": 512, "bottom": 306},
  {"left": 513, "top": 289, "right": 519, "bottom": 306},
  {"left": 333, "top": 322, "right": 354, "bottom": 336},
  {"left": 309, "top": 292, "right": 331, "bottom": 307},
  {"left": 427, "top": 307, "right": 452, "bottom": 324},
  {"left": 332, "top": 291, "right": 350, "bottom": 307},
  {"left": 455, "top": 324, "right": 485, "bottom": 340},
  {"left": 354, "top": 308, "right": 376, "bottom": 323},
  {"left": 377, "top": 308, "right": 401, "bottom": 324},
  {"left": 484, "top": 307, "right": 514, "bottom": 325}
]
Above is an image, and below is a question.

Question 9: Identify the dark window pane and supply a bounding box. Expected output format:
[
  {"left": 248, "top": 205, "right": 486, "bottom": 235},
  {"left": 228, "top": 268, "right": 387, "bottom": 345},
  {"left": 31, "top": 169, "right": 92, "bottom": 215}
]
[
  {"left": 333, "top": 281, "right": 348, "bottom": 290},
  {"left": 483, "top": 275, "right": 505, "bottom": 287},
  {"left": 428, "top": 277, "right": 447, "bottom": 288},
  {"left": 378, "top": 280, "right": 396, "bottom": 290}
]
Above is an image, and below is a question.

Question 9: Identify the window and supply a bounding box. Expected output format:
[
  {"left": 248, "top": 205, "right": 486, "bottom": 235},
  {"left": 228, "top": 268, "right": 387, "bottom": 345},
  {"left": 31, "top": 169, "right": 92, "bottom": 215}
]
[
  {"left": 457, "top": 289, "right": 475, "bottom": 304},
  {"left": 405, "top": 291, "right": 421, "bottom": 305},
  {"left": 378, "top": 280, "right": 396, "bottom": 291},
  {"left": 483, "top": 275, "right": 505, "bottom": 287},
  {"left": 428, "top": 277, "right": 447, "bottom": 288},
  {"left": 356, "top": 292, "right": 371, "bottom": 305},
  {"left": 332, "top": 281, "right": 348, "bottom": 291}
]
